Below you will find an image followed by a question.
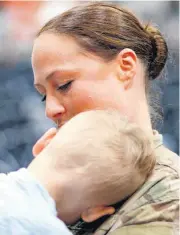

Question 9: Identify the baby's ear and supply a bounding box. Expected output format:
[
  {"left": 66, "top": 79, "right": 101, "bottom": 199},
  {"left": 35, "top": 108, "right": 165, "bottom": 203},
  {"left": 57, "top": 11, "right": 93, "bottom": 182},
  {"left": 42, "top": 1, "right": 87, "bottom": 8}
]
[
  {"left": 32, "top": 128, "right": 57, "bottom": 157},
  {"left": 81, "top": 206, "right": 115, "bottom": 223}
]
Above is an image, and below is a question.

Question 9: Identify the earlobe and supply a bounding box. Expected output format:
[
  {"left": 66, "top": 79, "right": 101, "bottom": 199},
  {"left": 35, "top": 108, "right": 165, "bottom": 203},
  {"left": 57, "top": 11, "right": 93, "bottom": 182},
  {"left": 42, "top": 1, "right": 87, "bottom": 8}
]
[
  {"left": 81, "top": 206, "right": 115, "bottom": 223},
  {"left": 124, "top": 71, "right": 135, "bottom": 90},
  {"left": 32, "top": 128, "right": 57, "bottom": 157}
]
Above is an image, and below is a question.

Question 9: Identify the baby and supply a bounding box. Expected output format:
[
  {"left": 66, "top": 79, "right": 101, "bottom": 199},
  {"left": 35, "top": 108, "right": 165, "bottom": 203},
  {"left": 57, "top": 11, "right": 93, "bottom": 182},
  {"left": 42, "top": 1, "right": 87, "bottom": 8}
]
[{"left": 28, "top": 109, "right": 156, "bottom": 227}]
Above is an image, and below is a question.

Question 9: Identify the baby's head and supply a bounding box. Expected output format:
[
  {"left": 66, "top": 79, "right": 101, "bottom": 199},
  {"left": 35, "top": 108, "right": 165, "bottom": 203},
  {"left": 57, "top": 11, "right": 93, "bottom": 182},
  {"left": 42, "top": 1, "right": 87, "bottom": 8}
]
[{"left": 35, "top": 110, "right": 155, "bottom": 224}]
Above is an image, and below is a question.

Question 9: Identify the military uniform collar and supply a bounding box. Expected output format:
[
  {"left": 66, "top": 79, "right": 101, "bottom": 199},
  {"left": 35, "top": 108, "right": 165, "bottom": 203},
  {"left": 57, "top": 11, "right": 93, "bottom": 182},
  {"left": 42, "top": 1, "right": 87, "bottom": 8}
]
[{"left": 152, "top": 130, "right": 163, "bottom": 149}]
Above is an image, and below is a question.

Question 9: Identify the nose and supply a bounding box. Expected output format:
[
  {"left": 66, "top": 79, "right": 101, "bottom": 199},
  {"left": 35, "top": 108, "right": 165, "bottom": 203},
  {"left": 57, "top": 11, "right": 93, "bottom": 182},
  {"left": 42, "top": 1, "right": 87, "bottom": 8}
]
[{"left": 45, "top": 95, "right": 65, "bottom": 123}]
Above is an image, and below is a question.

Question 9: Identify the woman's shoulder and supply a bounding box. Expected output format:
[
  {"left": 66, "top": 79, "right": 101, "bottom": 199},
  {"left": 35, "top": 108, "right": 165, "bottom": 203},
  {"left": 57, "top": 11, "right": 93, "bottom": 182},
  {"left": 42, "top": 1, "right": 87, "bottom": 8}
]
[
  {"left": 101, "top": 144, "right": 179, "bottom": 233},
  {"left": 155, "top": 145, "right": 179, "bottom": 170},
  {"left": 92, "top": 133, "right": 179, "bottom": 234}
]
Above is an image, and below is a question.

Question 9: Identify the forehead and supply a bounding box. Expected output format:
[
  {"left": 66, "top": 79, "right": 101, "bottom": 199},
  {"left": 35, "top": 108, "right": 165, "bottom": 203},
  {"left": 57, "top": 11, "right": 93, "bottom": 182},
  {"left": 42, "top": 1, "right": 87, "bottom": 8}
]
[
  {"left": 33, "top": 33, "right": 81, "bottom": 57},
  {"left": 32, "top": 33, "right": 105, "bottom": 83},
  {"left": 32, "top": 33, "right": 82, "bottom": 70}
]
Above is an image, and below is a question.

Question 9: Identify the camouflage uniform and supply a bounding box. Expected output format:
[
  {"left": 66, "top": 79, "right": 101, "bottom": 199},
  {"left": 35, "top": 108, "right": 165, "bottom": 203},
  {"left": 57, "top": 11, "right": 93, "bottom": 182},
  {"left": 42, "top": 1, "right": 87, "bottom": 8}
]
[{"left": 69, "top": 131, "right": 179, "bottom": 235}]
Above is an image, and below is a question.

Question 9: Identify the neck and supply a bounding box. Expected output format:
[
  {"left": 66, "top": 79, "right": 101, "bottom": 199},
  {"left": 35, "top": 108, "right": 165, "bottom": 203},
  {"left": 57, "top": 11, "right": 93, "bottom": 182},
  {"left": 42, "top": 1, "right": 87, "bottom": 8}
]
[
  {"left": 129, "top": 61, "right": 153, "bottom": 137},
  {"left": 135, "top": 101, "right": 153, "bottom": 137},
  {"left": 127, "top": 95, "right": 153, "bottom": 138}
]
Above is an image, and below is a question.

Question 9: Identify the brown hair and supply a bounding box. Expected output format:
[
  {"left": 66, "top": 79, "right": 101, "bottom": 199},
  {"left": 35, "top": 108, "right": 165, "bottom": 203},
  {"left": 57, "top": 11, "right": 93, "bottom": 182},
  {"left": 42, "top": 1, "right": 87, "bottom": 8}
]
[
  {"left": 38, "top": 2, "right": 168, "bottom": 80},
  {"left": 37, "top": 2, "right": 168, "bottom": 125}
]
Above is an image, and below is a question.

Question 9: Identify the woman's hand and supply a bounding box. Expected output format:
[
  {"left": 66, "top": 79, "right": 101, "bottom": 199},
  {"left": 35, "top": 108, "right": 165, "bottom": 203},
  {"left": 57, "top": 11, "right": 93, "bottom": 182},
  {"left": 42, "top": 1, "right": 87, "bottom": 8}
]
[{"left": 32, "top": 128, "right": 57, "bottom": 157}]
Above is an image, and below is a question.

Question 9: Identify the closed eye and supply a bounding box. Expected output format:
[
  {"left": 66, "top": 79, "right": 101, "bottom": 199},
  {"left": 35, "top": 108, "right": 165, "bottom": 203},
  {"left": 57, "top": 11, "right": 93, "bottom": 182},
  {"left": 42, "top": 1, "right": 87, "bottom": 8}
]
[
  {"left": 40, "top": 81, "right": 73, "bottom": 102},
  {"left": 56, "top": 80, "right": 73, "bottom": 92},
  {"left": 41, "top": 95, "right": 46, "bottom": 102}
]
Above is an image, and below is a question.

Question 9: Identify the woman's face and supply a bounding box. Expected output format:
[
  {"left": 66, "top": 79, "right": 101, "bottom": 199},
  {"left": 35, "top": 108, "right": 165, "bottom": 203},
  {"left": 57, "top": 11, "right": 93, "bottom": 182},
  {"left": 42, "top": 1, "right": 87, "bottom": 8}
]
[{"left": 32, "top": 33, "right": 128, "bottom": 127}]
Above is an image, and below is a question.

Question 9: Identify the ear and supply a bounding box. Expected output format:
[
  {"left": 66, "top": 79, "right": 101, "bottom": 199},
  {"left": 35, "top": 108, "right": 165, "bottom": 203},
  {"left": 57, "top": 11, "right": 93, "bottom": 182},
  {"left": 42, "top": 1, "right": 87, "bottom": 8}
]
[
  {"left": 116, "top": 48, "right": 137, "bottom": 90},
  {"left": 81, "top": 206, "right": 115, "bottom": 223},
  {"left": 32, "top": 128, "right": 57, "bottom": 157}
]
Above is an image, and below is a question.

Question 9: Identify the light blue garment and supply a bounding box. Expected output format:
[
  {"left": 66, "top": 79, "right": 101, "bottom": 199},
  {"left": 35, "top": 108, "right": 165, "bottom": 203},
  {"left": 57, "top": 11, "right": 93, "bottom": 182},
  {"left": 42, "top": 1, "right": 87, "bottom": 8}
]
[{"left": 0, "top": 168, "right": 72, "bottom": 235}]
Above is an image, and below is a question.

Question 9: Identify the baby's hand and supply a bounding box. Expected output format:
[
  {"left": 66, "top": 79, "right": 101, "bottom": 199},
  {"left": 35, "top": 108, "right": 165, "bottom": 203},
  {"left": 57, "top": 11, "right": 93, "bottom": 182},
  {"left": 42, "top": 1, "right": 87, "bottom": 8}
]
[{"left": 32, "top": 128, "right": 57, "bottom": 157}]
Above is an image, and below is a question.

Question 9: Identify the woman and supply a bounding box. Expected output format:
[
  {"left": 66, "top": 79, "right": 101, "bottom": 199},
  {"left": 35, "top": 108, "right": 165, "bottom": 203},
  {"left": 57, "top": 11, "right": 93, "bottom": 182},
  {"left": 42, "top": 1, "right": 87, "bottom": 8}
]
[{"left": 31, "top": 2, "right": 179, "bottom": 235}]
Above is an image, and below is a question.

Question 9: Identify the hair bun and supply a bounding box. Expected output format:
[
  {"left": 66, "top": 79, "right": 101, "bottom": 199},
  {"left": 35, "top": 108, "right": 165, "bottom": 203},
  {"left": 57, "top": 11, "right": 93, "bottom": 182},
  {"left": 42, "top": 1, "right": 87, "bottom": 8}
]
[{"left": 145, "top": 25, "right": 168, "bottom": 80}]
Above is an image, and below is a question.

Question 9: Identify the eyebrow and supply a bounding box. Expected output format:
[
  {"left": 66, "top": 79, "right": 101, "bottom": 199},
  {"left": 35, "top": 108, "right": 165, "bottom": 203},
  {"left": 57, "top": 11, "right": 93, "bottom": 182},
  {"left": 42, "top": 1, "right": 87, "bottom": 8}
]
[{"left": 34, "top": 69, "right": 79, "bottom": 87}]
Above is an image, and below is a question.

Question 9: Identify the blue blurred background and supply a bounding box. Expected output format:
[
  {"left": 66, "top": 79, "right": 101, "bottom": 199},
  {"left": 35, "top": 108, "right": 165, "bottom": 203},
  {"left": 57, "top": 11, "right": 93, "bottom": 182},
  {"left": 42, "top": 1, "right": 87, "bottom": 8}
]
[{"left": 0, "top": 1, "right": 179, "bottom": 173}]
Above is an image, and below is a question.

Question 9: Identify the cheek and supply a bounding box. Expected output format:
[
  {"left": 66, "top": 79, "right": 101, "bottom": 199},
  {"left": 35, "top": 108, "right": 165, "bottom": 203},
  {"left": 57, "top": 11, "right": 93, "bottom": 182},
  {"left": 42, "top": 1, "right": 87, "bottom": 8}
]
[
  {"left": 69, "top": 88, "right": 98, "bottom": 114},
  {"left": 67, "top": 81, "right": 122, "bottom": 116}
]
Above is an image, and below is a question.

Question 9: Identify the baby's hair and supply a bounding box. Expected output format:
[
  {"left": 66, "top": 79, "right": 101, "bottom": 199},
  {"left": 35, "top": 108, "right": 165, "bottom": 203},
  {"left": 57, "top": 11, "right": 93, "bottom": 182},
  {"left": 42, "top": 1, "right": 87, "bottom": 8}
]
[{"left": 46, "top": 109, "right": 156, "bottom": 207}]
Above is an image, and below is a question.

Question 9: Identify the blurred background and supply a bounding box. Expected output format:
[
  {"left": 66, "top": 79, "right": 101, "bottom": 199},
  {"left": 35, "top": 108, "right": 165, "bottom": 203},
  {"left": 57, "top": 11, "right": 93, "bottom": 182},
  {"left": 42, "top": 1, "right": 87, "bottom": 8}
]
[{"left": 0, "top": 1, "right": 179, "bottom": 173}]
